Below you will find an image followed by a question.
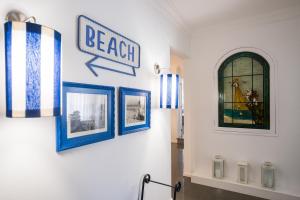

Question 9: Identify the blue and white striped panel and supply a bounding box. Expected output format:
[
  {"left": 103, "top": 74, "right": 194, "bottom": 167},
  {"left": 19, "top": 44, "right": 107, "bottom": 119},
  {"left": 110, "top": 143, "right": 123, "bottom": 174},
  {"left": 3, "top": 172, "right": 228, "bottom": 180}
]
[
  {"left": 160, "top": 74, "right": 179, "bottom": 109},
  {"left": 5, "top": 21, "right": 61, "bottom": 118}
]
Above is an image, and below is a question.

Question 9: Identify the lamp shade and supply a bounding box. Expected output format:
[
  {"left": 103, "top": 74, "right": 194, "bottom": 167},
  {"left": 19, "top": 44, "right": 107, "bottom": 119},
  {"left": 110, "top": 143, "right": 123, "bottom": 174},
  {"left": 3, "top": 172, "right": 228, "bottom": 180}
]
[
  {"left": 160, "top": 74, "right": 179, "bottom": 109},
  {"left": 5, "top": 21, "right": 61, "bottom": 117}
]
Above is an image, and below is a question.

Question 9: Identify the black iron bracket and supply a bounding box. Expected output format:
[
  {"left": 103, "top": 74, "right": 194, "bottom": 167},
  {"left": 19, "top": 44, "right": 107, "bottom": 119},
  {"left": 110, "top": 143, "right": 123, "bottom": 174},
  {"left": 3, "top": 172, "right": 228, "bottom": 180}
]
[{"left": 140, "top": 174, "right": 181, "bottom": 200}]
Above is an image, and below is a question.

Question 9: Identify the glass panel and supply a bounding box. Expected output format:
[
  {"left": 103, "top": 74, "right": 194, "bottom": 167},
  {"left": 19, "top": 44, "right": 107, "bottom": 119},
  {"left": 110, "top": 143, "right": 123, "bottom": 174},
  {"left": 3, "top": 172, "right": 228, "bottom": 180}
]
[
  {"left": 253, "top": 59, "right": 263, "bottom": 74},
  {"left": 224, "top": 103, "right": 232, "bottom": 123},
  {"left": 223, "top": 62, "right": 232, "bottom": 77},
  {"left": 263, "top": 168, "right": 274, "bottom": 188},
  {"left": 233, "top": 57, "right": 252, "bottom": 76},
  {"left": 233, "top": 103, "right": 252, "bottom": 124},
  {"left": 214, "top": 162, "right": 222, "bottom": 178},
  {"left": 251, "top": 102, "right": 264, "bottom": 125},
  {"left": 219, "top": 53, "right": 269, "bottom": 129},
  {"left": 232, "top": 76, "right": 252, "bottom": 103},
  {"left": 240, "top": 167, "right": 245, "bottom": 182},
  {"left": 253, "top": 75, "right": 263, "bottom": 102},
  {"left": 224, "top": 77, "right": 232, "bottom": 102}
]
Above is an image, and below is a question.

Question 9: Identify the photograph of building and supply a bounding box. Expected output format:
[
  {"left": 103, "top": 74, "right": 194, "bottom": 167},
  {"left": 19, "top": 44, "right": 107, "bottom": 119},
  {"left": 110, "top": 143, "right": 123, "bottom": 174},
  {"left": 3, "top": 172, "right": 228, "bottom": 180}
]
[
  {"left": 125, "top": 95, "right": 146, "bottom": 126},
  {"left": 67, "top": 93, "right": 106, "bottom": 135}
]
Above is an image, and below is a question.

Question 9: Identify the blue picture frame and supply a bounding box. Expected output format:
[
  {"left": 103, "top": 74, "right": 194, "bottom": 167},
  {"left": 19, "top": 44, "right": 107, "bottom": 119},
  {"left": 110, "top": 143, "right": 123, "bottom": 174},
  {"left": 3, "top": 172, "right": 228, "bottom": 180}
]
[
  {"left": 119, "top": 87, "right": 151, "bottom": 135},
  {"left": 56, "top": 82, "right": 115, "bottom": 152}
]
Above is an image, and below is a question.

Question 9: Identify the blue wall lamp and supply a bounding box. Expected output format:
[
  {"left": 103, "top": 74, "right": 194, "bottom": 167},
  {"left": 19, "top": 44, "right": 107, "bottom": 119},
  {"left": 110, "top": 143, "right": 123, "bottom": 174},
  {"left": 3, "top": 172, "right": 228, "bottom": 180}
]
[
  {"left": 154, "top": 64, "right": 180, "bottom": 109},
  {"left": 5, "top": 10, "right": 62, "bottom": 118}
]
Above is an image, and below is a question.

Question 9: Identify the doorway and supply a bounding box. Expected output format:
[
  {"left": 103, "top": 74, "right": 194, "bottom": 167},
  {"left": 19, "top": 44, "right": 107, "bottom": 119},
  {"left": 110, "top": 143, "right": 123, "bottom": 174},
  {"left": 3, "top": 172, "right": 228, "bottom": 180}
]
[{"left": 170, "top": 51, "right": 185, "bottom": 199}]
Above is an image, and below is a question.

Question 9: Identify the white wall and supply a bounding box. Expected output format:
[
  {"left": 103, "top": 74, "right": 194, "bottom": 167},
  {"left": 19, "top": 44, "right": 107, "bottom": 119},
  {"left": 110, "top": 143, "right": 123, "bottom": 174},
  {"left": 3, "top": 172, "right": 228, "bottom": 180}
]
[
  {"left": 185, "top": 7, "right": 300, "bottom": 199},
  {"left": 0, "top": 0, "right": 190, "bottom": 200}
]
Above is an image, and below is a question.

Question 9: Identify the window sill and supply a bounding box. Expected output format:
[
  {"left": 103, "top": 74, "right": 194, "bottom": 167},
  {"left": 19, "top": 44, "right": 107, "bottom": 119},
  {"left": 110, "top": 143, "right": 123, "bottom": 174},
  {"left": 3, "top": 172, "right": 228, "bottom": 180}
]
[{"left": 215, "top": 126, "right": 277, "bottom": 137}]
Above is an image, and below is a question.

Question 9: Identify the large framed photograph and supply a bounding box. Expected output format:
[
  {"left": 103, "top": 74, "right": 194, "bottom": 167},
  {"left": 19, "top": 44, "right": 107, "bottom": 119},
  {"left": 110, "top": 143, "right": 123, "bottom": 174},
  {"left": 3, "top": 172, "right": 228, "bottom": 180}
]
[
  {"left": 56, "top": 82, "right": 115, "bottom": 152},
  {"left": 119, "top": 87, "right": 151, "bottom": 135}
]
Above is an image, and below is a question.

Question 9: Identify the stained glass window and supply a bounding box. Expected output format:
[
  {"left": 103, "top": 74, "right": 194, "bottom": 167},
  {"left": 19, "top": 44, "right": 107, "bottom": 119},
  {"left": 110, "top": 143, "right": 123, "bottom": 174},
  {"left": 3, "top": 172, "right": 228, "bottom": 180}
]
[{"left": 218, "top": 52, "right": 270, "bottom": 129}]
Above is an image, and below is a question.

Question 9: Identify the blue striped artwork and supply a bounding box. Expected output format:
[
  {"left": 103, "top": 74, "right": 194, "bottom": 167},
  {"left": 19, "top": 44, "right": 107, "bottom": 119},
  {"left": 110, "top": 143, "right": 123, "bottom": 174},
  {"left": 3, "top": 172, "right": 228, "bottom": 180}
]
[
  {"left": 160, "top": 74, "right": 180, "bottom": 109},
  {"left": 4, "top": 21, "right": 62, "bottom": 118}
]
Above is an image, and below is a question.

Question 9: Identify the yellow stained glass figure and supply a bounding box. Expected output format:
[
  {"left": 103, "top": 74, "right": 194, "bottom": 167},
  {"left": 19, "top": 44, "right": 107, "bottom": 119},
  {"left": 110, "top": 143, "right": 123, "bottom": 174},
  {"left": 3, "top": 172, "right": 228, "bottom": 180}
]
[{"left": 232, "top": 79, "right": 248, "bottom": 110}]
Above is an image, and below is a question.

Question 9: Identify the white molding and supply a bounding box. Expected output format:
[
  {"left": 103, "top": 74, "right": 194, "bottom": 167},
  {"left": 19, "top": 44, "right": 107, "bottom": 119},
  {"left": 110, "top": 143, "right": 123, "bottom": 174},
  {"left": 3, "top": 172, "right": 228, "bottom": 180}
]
[
  {"left": 146, "top": 0, "right": 191, "bottom": 35},
  {"left": 191, "top": 175, "right": 300, "bottom": 200},
  {"left": 183, "top": 171, "right": 192, "bottom": 178},
  {"left": 193, "top": 4, "right": 300, "bottom": 35},
  {"left": 212, "top": 47, "right": 278, "bottom": 136}
]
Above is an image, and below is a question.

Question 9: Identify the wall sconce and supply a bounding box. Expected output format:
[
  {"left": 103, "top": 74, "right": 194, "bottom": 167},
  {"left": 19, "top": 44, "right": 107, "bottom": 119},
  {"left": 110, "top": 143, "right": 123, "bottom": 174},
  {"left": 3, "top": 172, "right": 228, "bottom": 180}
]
[
  {"left": 261, "top": 162, "right": 275, "bottom": 189},
  {"left": 212, "top": 155, "right": 224, "bottom": 179},
  {"left": 4, "top": 10, "right": 61, "bottom": 117},
  {"left": 237, "top": 161, "right": 249, "bottom": 184},
  {"left": 154, "top": 64, "right": 180, "bottom": 109}
]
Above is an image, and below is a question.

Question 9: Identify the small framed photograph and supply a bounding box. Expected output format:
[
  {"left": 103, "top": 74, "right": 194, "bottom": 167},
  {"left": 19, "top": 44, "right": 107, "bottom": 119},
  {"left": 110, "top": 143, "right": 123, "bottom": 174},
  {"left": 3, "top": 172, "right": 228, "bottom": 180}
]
[
  {"left": 119, "top": 87, "right": 151, "bottom": 135},
  {"left": 56, "top": 82, "right": 115, "bottom": 152}
]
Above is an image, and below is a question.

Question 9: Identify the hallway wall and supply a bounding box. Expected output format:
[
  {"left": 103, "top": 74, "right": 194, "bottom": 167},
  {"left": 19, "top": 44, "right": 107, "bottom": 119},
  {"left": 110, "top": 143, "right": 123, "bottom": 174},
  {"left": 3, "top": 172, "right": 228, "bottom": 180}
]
[
  {"left": 184, "top": 6, "right": 300, "bottom": 198},
  {"left": 0, "top": 1, "right": 190, "bottom": 200}
]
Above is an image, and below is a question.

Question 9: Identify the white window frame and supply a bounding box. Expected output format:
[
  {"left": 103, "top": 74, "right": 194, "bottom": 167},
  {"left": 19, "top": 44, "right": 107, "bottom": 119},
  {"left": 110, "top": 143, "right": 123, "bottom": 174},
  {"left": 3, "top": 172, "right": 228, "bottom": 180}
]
[{"left": 213, "top": 47, "right": 278, "bottom": 136}]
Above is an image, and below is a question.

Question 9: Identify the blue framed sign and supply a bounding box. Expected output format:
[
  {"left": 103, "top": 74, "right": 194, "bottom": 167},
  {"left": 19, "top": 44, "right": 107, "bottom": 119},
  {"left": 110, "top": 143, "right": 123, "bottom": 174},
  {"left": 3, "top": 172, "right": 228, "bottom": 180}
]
[
  {"left": 77, "top": 15, "right": 141, "bottom": 76},
  {"left": 56, "top": 82, "right": 115, "bottom": 152},
  {"left": 119, "top": 87, "right": 151, "bottom": 135}
]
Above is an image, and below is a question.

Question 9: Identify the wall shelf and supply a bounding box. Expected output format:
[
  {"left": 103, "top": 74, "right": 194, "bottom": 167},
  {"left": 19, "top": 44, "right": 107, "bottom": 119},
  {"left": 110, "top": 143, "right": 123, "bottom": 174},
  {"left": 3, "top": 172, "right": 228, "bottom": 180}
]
[{"left": 191, "top": 174, "right": 300, "bottom": 200}]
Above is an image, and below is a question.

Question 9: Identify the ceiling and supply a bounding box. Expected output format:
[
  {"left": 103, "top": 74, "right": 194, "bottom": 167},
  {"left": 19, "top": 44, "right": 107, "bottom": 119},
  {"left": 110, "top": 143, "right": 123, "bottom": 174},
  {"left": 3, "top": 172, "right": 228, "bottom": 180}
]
[{"left": 156, "top": 0, "right": 300, "bottom": 30}]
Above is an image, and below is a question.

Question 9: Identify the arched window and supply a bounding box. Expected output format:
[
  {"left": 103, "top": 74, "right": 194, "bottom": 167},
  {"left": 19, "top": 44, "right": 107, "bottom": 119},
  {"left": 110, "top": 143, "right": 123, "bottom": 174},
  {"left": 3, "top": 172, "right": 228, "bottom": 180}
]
[{"left": 218, "top": 52, "right": 270, "bottom": 129}]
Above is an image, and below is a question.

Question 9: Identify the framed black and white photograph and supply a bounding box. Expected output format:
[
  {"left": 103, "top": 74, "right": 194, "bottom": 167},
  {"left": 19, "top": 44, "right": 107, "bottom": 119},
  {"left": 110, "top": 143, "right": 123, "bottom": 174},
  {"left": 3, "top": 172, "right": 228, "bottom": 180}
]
[
  {"left": 119, "top": 87, "right": 151, "bottom": 135},
  {"left": 56, "top": 82, "right": 115, "bottom": 152}
]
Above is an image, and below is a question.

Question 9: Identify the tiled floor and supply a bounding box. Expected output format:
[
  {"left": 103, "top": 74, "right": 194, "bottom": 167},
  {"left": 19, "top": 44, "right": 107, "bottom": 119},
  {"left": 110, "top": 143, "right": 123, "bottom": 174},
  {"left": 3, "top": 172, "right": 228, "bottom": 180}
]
[{"left": 171, "top": 143, "right": 268, "bottom": 200}]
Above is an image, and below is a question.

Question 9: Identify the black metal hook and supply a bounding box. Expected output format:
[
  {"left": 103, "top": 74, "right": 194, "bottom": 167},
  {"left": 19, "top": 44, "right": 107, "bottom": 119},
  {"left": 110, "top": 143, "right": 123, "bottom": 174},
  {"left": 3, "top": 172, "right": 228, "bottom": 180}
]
[{"left": 140, "top": 174, "right": 181, "bottom": 200}]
